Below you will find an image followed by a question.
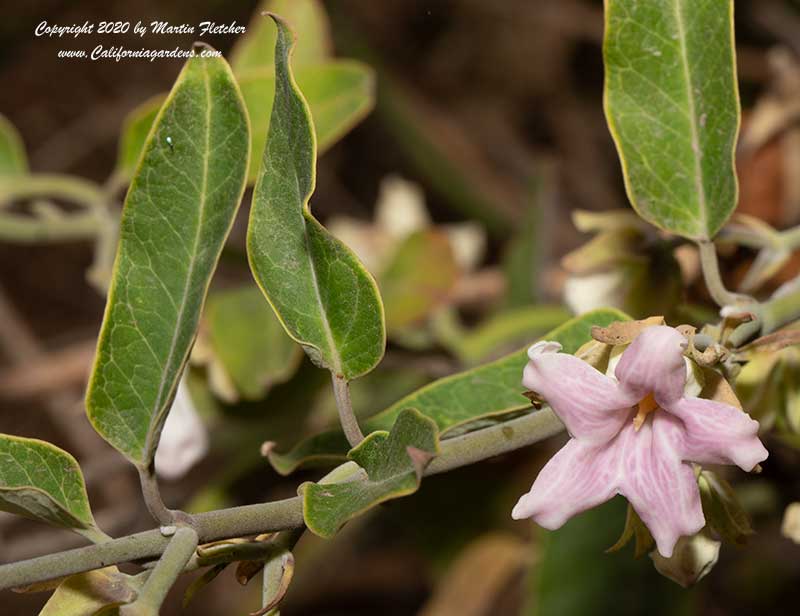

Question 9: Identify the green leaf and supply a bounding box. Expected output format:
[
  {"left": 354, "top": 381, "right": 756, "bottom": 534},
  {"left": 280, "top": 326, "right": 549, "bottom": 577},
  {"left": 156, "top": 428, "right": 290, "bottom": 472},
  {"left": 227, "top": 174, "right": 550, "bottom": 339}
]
[
  {"left": 114, "top": 95, "right": 163, "bottom": 181},
  {"left": 0, "top": 435, "right": 97, "bottom": 533},
  {"left": 239, "top": 60, "right": 374, "bottom": 182},
  {"left": 603, "top": 0, "right": 740, "bottom": 240},
  {"left": 39, "top": 568, "right": 144, "bottom": 616},
  {"left": 230, "top": 0, "right": 331, "bottom": 74},
  {"left": 116, "top": 63, "right": 373, "bottom": 187},
  {"left": 111, "top": 0, "right": 371, "bottom": 186},
  {"left": 380, "top": 230, "right": 458, "bottom": 334},
  {"left": 268, "top": 308, "right": 628, "bottom": 474},
  {"left": 247, "top": 16, "right": 385, "bottom": 381},
  {"left": 86, "top": 48, "right": 250, "bottom": 465},
  {"left": 205, "top": 285, "right": 302, "bottom": 400},
  {"left": 302, "top": 408, "right": 439, "bottom": 537},
  {"left": 0, "top": 113, "right": 27, "bottom": 176}
]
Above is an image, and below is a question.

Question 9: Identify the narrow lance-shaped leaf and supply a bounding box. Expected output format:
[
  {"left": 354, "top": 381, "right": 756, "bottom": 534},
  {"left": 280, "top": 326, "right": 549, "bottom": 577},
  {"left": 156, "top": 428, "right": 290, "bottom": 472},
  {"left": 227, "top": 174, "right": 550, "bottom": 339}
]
[
  {"left": 247, "top": 16, "right": 385, "bottom": 380},
  {"left": 0, "top": 435, "right": 99, "bottom": 536},
  {"left": 115, "top": 62, "right": 374, "bottom": 185},
  {"left": 603, "top": 0, "right": 740, "bottom": 240},
  {"left": 86, "top": 46, "right": 250, "bottom": 465},
  {"left": 268, "top": 308, "right": 628, "bottom": 474},
  {"left": 303, "top": 408, "right": 439, "bottom": 538}
]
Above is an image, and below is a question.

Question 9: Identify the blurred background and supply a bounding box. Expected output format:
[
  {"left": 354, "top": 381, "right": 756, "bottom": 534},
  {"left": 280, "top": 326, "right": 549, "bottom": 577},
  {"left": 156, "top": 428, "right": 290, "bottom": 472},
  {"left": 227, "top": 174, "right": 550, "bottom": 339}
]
[{"left": 1, "top": 0, "right": 800, "bottom": 614}]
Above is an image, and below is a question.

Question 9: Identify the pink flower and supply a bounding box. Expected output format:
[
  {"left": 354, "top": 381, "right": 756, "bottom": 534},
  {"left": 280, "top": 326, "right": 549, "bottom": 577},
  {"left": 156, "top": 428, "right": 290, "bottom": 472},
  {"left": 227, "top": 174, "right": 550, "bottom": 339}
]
[{"left": 512, "top": 325, "right": 768, "bottom": 557}]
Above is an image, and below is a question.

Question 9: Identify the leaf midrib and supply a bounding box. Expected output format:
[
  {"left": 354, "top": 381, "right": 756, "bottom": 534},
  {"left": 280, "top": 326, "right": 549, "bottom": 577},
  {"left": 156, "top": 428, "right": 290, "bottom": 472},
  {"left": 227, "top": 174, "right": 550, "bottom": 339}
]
[
  {"left": 673, "top": 0, "right": 708, "bottom": 233},
  {"left": 302, "top": 218, "right": 342, "bottom": 376},
  {"left": 144, "top": 60, "right": 214, "bottom": 462}
]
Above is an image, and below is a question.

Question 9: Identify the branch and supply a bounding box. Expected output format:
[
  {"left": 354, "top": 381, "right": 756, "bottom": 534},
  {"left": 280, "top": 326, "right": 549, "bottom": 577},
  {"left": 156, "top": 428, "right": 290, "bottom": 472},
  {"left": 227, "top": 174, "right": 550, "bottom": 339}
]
[
  {"left": 120, "top": 526, "right": 198, "bottom": 616},
  {"left": 0, "top": 407, "right": 564, "bottom": 591},
  {"left": 0, "top": 496, "right": 304, "bottom": 591}
]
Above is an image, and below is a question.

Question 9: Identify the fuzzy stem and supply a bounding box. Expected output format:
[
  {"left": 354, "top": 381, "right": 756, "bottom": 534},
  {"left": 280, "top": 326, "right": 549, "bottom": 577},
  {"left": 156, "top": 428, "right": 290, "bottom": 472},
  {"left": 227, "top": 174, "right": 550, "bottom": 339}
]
[
  {"left": 697, "top": 240, "right": 750, "bottom": 307},
  {"left": 0, "top": 408, "right": 563, "bottom": 591},
  {"left": 120, "top": 527, "right": 198, "bottom": 616},
  {"left": 138, "top": 465, "right": 173, "bottom": 526},
  {"left": 331, "top": 374, "right": 364, "bottom": 447},
  {"left": 137, "top": 465, "right": 188, "bottom": 527}
]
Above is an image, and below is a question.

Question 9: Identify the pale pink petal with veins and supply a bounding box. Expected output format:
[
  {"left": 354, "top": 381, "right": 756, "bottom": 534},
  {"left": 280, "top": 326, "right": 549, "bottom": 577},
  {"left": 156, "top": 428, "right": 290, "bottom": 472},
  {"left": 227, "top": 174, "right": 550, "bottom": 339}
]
[
  {"left": 666, "top": 397, "right": 768, "bottom": 471},
  {"left": 615, "top": 326, "right": 688, "bottom": 404},
  {"left": 523, "top": 342, "right": 638, "bottom": 444},
  {"left": 617, "top": 415, "right": 705, "bottom": 558},
  {"left": 511, "top": 433, "right": 626, "bottom": 527}
]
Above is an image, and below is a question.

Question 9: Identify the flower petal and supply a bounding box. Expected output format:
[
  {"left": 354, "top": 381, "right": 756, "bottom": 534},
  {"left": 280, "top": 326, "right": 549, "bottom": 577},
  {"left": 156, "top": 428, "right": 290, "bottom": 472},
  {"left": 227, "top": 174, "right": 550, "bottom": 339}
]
[
  {"left": 523, "top": 342, "right": 638, "bottom": 444},
  {"left": 512, "top": 436, "right": 624, "bottom": 528},
  {"left": 615, "top": 325, "right": 688, "bottom": 404},
  {"left": 666, "top": 397, "right": 768, "bottom": 471},
  {"left": 618, "top": 416, "right": 705, "bottom": 558}
]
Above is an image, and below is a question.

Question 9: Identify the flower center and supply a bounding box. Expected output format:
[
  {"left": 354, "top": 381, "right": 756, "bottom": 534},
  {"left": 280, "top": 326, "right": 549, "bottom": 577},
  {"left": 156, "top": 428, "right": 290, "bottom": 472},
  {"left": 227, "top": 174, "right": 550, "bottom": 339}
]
[{"left": 633, "top": 392, "right": 659, "bottom": 431}]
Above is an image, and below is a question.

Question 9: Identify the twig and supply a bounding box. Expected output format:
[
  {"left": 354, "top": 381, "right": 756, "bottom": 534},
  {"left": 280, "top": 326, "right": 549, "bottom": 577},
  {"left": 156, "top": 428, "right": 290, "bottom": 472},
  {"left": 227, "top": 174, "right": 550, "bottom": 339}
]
[
  {"left": 331, "top": 374, "right": 364, "bottom": 448},
  {"left": 0, "top": 407, "right": 564, "bottom": 590},
  {"left": 120, "top": 526, "right": 198, "bottom": 616}
]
